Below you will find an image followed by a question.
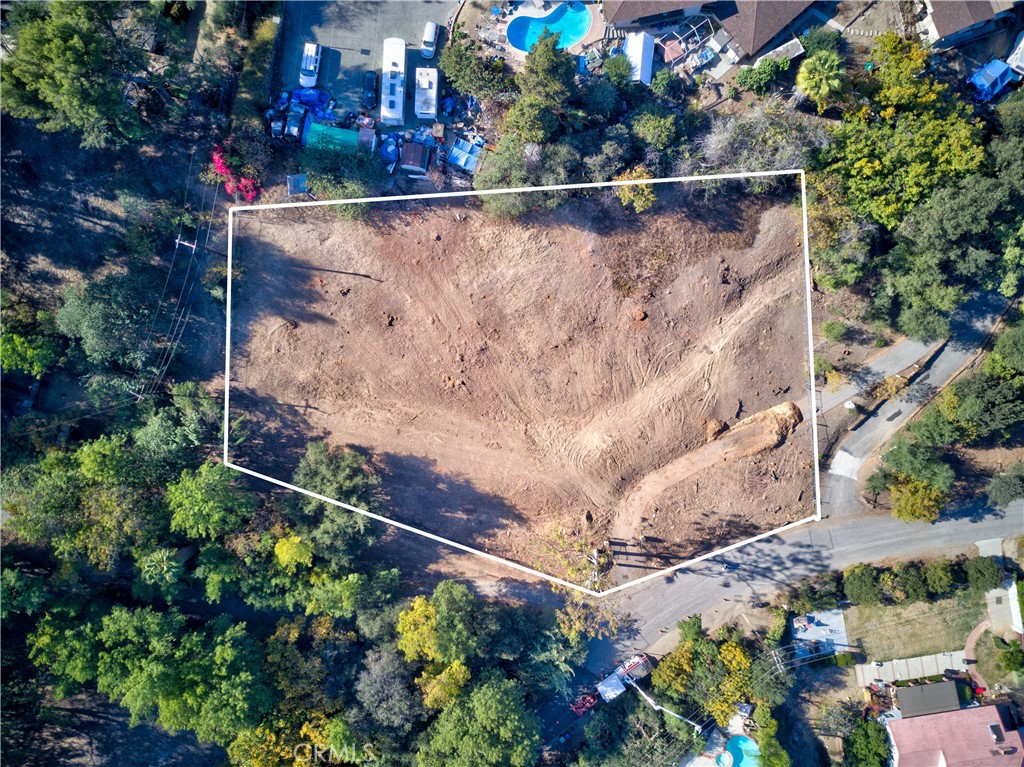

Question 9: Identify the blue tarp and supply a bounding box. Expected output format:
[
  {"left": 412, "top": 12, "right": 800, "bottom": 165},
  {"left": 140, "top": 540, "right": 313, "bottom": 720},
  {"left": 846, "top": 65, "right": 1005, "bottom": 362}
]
[
  {"left": 969, "top": 59, "right": 1016, "bottom": 102},
  {"left": 379, "top": 136, "right": 400, "bottom": 163},
  {"left": 448, "top": 137, "right": 483, "bottom": 173},
  {"left": 290, "top": 88, "right": 336, "bottom": 121}
]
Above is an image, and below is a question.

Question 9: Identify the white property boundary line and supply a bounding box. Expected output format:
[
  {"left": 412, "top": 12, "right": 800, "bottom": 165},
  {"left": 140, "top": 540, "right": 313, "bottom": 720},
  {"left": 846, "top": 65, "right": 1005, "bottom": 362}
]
[{"left": 222, "top": 170, "right": 822, "bottom": 598}]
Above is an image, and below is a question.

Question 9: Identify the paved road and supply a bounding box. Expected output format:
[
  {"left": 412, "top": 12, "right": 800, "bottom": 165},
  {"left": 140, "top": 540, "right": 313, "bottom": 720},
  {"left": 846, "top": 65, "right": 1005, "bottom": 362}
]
[
  {"left": 583, "top": 291, "right": 1016, "bottom": 675},
  {"left": 824, "top": 292, "right": 1009, "bottom": 518},
  {"left": 585, "top": 498, "right": 1023, "bottom": 674},
  {"left": 281, "top": 1, "right": 456, "bottom": 115}
]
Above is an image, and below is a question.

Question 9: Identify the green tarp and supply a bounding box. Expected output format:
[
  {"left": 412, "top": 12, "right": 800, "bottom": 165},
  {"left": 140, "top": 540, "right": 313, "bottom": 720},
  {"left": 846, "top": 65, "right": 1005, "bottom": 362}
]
[{"left": 306, "top": 122, "right": 359, "bottom": 152}]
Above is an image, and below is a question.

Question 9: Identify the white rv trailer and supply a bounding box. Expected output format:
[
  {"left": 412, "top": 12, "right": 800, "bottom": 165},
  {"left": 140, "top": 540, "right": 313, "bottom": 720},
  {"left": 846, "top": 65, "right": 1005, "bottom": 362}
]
[
  {"left": 381, "top": 38, "right": 407, "bottom": 126},
  {"left": 414, "top": 67, "right": 438, "bottom": 120}
]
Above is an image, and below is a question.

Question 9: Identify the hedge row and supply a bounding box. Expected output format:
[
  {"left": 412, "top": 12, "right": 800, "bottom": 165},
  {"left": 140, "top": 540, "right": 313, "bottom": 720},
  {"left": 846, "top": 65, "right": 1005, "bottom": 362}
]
[{"left": 231, "top": 13, "right": 280, "bottom": 129}]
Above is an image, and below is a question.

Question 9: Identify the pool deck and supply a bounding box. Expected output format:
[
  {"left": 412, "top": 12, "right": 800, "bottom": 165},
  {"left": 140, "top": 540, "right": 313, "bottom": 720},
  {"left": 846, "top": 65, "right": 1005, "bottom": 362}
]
[{"left": 475, "top": 1, "right": 607, "bottom": 64}]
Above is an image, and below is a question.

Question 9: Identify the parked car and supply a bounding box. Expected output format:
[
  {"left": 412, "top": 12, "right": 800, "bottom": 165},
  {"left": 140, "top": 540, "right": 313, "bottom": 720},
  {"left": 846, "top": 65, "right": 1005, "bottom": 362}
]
[
  {"left": 299, "top": 42, "right": 322, "bottom": 88},
  {"left": 420, "top": 21, "right": 439, "bottom": 59},
  {"left": 362, "top": 70, "right": 378, "bottom": 109}
]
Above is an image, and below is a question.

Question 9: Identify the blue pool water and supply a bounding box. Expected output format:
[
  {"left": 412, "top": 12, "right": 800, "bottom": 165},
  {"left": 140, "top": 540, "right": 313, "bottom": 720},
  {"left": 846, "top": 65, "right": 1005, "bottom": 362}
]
[
  {"left": 506, "top": 2, "right": 593, "bottom": 52},
  {"left": 719, "top": 736, "right": 761, "bottom": 767}
]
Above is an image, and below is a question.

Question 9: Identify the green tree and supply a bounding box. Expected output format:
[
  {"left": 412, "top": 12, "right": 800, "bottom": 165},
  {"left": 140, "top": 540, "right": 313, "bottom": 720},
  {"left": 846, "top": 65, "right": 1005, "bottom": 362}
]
[
  {"left": 397, "top": 596, "right": 440, "bottom": 662},
  {"left": 515, "top": 31, "right": 577, "bottom": 112},
  {"left": 289, "top": 442, "right": 381, "bottom": 570},
  {"left": 881, "top": 439, "right": 955, "bottom": 493},
  {"left": 651, "top": 68, "right": 679, "bottom": 98},
  {"left": 909, "top": 404, "right": 961, "bottom": 447},
  {"left": 417, "top": 678, "right": 541, "bottom": 767},
  {"left": 986, "top": 324, "right": 1024, "bottom": 379},
  {"left": 0, "top": 566, "right": 48, "bottom": 619},
  {"left": 0, "top": 331, "right": 61, "bottom": 378},
  {"left": 821, "top": 320, "right": 847, "bottom": 342},
  {"left": 439, "top": 23, "right": 512, "bottom": 100},
  {"left": 964, "top": 556, "right": 1003, "bottom": 593},
  {"left": 432, "top": 581, "right": 484, "bottom": 665},
  {"left": 613, "top": 166, "right": 657, "bottom": 213},
  {"left": 603, "top": 55, "right": 634, "bottom": 90},
  {"left": 503, "top": 94, "right": 559, "bottom": 142},
  {"left": 843, "top": 564, "right": 881, "bottom": 605},
  {"left": 735, "top": 58, "right": 790, "bottom": 95},
  {"left": 922, "top": 557, "right": 954, "bottom": 597},
  {"left": 136, "top": 547, "right": 183, "bottom": 588},
  {"left": 167, "top": 462, "right": 256, "bottom": 539},
  {"left": 797, "top": 51, "right": 846, "bottom": 113},
  {"left": 632, "top": 111, "right": 677, "bottom": 150},
  {"left": 355, "top": 644, "right": 426, "bottom": 738},
  {"left": 987, "top": 461, "right": 1024, "bottom": 509},
  {"left": 889, "top": 476, "right": 945, "bottom": 524},
  {"left": 893, "top": 562, "right": 927, "bottom": 603},
  {"left": 0, "top": 1, "right": 159, "bottom": 147},
  {"left": 56, "top": 270, "right": 158, "bottom": 371},
  {"left": 844, "top": 720, "right": 890, "bottom": 767},
  {"left": 753, "top": 706, "right": 791, "bottom": 767},
  {"left": 820, "top": 33, "right": 985, "bottom": 231}
]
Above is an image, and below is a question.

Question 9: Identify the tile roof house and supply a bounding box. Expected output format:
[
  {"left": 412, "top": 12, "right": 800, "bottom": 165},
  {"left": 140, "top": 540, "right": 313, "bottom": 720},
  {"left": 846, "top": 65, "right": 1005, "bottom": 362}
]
[
  {"left": 710, "top": 0, "right": 815, "bottom": 61},
  {"left": 919, "top": 0, "right": 1017, "bottom": 49},
  {"left": 887, "top": 705, "right": 1024, "bottom": 767}
]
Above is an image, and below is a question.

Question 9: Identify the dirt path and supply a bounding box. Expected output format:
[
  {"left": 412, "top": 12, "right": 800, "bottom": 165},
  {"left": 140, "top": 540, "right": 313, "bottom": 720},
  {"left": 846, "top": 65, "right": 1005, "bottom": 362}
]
[
  {"left": 610, "top": 402, "right": 804, "bottom": 544},
  {"left": 964, "top": 619, "right": 992, "bottom": 693}
]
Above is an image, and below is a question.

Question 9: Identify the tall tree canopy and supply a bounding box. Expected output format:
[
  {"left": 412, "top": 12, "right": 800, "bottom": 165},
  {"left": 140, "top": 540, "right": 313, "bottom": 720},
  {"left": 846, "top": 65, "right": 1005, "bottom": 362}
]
[{"left": 0, "top": 1, "right": 182, "bottom": 147}]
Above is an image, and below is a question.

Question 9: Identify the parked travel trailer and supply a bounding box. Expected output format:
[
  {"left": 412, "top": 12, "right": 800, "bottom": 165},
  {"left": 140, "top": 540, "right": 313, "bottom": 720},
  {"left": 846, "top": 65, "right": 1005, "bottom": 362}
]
[
  {"left": 414, "top": 67, "right": 438, "bottom": 120},
  {"left": 381, "top": 38, "right": 407, "bottom": 126}
]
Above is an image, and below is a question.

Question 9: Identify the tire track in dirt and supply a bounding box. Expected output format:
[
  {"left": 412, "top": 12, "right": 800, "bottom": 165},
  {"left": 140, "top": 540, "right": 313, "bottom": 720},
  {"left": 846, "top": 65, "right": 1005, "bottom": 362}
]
[
  {"left": 553, "top": 257, "right": 804, "bottom": 508},
  {"left": 609, "top": 402, "right": 804, "bottom": 544}
]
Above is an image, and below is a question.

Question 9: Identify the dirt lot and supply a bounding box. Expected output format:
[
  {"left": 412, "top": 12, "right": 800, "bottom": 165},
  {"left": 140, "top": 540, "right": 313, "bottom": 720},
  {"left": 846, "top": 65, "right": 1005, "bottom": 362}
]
[{"left": 228, "top": 186, "right": 816, "bottom": 585}]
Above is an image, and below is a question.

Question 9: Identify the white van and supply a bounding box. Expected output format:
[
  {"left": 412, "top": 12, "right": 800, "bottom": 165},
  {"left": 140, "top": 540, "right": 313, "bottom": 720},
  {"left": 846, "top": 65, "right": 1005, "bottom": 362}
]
[
  {"left": 299, "top": 42, "right": 322, "bottom": 88},
  {"left": 420, "top": 22, "right": 439, "bottom": 59}
]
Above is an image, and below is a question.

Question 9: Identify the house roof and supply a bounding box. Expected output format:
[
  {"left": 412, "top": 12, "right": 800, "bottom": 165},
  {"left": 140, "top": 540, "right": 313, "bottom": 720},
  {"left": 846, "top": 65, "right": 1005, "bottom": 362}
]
[
  {"left": 712, "top": 0, "right": 814, "bottom": 58},
  {"left": 928, "top": 0, "right": 1014, "bottom": 39},
  {"left": 888, "top": 705, "right": 1024, "bottom": 767},
  {"left": 896, "top": 682, "right": 961, "bottom": 719},
  {"left": 602, "top": 1, "right": 698, "bottom": 26}
]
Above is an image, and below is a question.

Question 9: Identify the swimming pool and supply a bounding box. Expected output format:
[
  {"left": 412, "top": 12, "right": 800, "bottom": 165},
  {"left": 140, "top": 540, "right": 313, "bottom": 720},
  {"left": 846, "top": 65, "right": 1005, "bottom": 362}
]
[
  {"left": 717, "top": 736, "right": 761, "bottom": 767},
  {"left": 506, "top": 2, "right": 593, "bottom": 52}
]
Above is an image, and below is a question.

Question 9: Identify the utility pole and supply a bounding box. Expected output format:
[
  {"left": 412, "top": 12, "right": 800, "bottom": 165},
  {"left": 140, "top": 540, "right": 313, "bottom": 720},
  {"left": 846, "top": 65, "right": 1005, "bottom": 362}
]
[{"left": 175, "top": 235, "right": 227, "bottom": 259}]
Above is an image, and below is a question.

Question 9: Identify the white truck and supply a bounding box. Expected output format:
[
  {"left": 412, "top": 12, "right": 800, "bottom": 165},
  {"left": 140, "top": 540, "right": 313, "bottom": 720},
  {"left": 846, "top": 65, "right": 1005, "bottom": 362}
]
[
  {"left": 414, "top": 67, "right": 438, "bottom": 121},
  {"left": 381, "top": 38, "right": 406, "bottom": 126}
]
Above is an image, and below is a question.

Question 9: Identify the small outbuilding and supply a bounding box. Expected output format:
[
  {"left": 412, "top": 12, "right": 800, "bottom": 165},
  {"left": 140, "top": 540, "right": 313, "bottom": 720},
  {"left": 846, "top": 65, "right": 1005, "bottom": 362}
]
[
  {"left": 400, "top": 142, "right": 431, "bottom": 173},
  {"left": 624, "top": 31, "right": 656, "bottom": 84}
]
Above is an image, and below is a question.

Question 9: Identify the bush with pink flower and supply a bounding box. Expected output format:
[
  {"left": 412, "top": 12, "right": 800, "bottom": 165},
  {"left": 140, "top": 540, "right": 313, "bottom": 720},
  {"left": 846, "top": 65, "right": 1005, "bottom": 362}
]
[{"left": 201, "top": 126, "right": 272, "bottom": 203}]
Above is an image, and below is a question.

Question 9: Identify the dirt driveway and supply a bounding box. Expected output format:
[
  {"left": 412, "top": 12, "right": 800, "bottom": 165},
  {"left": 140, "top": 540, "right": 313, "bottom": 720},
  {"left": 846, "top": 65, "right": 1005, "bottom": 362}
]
[{"left": 227, "top": 186, "right": 816, "bottom": 585}]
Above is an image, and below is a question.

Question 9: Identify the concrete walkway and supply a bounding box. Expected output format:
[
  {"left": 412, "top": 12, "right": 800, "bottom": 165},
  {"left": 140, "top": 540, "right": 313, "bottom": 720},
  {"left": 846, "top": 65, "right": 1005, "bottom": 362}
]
[
  {"left": 964, "top": 619, "right": 992, "bottom": 692},
  {"left": 854, "top": 650, "right": 968, "bottom": 686}
]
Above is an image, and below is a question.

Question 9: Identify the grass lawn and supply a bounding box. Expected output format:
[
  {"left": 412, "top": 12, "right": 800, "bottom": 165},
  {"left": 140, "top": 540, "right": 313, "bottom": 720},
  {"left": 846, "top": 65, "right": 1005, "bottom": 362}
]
[
  {"left": 973, "top": 629, "right": 1024, "bottom": 691},
  {"left": 844, "top": 592, "right": 986, "bottom": 660}
]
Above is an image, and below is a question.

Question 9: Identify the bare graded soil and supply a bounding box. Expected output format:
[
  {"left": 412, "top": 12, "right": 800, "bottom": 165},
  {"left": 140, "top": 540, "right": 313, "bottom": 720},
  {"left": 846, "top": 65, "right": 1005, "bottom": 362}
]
[{"left": 229, "top": 188, "right": 816, "bottom": 585}]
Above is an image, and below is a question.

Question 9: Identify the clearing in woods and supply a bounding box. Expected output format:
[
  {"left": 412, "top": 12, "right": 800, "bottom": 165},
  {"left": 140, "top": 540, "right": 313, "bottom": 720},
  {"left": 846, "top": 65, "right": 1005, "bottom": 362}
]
[{"left": 225, "top": 180, "right": 819, "bottom": 589}]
